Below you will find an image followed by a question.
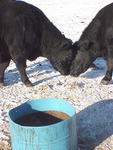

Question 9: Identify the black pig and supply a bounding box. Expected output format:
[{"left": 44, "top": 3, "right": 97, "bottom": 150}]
[
  {"left": 70, "top": 3, "right": 113, "bottom": 84},
  {"left": 0, "top": 1, "right": 76, "bottom": 87}
]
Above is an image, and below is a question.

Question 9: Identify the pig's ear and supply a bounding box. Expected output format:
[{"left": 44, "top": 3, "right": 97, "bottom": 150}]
[
  {"left": 62, "top": 39, "right": 72, "bottom": 49},
  {"left": 79, "top": 40, "right": 94, "bottom": 50},
  {"left": 78, "top": 40, "right": 89, "bottom": 47}
]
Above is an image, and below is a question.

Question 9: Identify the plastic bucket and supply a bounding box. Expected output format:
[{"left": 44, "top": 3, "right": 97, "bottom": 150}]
[{"left": 9, "top": 98, "right": 77, "bottom": 150}]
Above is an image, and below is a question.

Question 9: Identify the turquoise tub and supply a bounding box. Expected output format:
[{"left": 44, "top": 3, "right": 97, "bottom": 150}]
[{"left": 9, "top": 98, "right": 77, "bottom": 150}]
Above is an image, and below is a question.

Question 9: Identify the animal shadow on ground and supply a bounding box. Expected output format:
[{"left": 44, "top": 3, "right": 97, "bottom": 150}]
[
  {"left": 81, "top": 58, "right": 107, "bottom": 79},
  {"left": 77, "top": 99, "right": 113, "bottom": 150},
  {"left": 5, "top": 59, "right": 59, "bottom": 86}
]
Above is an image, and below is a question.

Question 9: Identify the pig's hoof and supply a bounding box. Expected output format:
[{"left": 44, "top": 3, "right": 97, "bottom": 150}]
[
  {"left": 25, "top": 81, "right": 34, "bottom": 87},
  {"left": 101, "top": 79, "right": 110, "bottom": 85},
  {"left": 0, "top": 82, "right": 4, "bottom": 87}
]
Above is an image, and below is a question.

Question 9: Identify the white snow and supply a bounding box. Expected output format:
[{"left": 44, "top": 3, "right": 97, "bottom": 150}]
[{"left": 0, "top": 0, "right": 113, "bottom": 149}]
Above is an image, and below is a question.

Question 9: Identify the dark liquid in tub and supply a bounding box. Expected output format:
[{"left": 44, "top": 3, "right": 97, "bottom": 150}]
[{"left": 15, "top": 110, "right": 70, "bottom": 126}]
